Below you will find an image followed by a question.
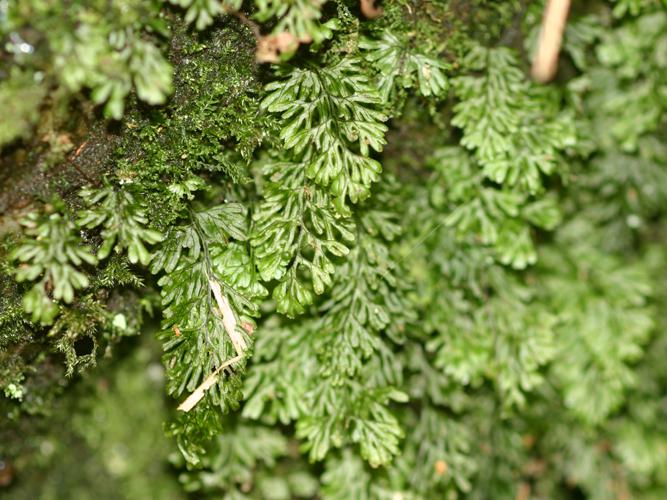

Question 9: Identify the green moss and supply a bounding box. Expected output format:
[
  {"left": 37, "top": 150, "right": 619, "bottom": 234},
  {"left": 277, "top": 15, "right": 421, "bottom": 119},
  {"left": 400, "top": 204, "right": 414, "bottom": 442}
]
[{"left": 117, "top": 18, "right": 270, "bottom": 229}]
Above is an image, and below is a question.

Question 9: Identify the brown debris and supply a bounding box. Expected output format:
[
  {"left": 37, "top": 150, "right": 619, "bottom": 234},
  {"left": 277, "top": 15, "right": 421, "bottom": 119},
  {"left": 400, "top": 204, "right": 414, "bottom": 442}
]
[
  {"left": 360, "top": 0, "right": 383, "bottom": 19},
  {"left": 209, "top": 279, "right": 247, "bottom": 355},
  {"left": 73, "top": 140, "right": 88, "bottom": 158},
  {"left": 0, "top": 459, "right": 14, "bottom": 487},
  {"left": 522, "top": 434, "right": 536, "bottom": 449},
  {"left": 256, "top": 32, "right": 298, "bottom": 63},
  {"left": 516, "top": 482, "right": 531, "bottom": 500},
  {"left": 434, "top": 459, "right": 448, "bottom": 476},
  {"left": 176, "top": 354, "right": 244, "bottom": 412},
  {"left": 523, "top": 459, "right": 547, "bottom": 477}
]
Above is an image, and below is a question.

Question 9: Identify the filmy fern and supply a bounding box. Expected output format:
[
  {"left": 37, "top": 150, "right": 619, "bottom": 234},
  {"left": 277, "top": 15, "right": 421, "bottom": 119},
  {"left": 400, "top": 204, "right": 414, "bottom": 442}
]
[
  {"left": 11, "top": 203, "right": 97, "bottom": 324},
  {"left": 254, "top": 0, "right": 334, "bottom": 44},
  {"left": 252, "top": 55, "right": 388, "bottom": 315},
  {"left": 251, "top": 160, "right": 354, "bottom": 317},
  {"left": 78, "top": 183, "right": 164, "bottom": 266},
  {"left": 168, "top": 0, "right": 242, "bottom": 30},
  {"left": 6, "top": 1, "right": 667, "bottom": 499},
  {"left": 360, "top": 32, "right": 450, "bottom": 102},
  {"left": 453, "top": 45, "right": 575, "bottom": 194},
  {"left": 261, "top": 57, "right": 388, "bottom": 213},
  {"left": 150, "top": 203, "right": 264, "bottom": 461},
  {"left": 428, "top": 146, "right": 561, "bottom": 269}
]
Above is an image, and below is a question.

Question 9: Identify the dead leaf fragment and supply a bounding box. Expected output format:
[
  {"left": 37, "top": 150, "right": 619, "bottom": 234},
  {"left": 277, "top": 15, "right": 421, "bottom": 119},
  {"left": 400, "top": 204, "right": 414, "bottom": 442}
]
[
  {"left": 516, "top": 482, "right": 531, "bottom": 500},
  {"left": 177, "top": 280, "right": 251, "bottom": 412},
  {"left": 360, "top": 0, "right": 383, "bottom": 18},
  {"left": 256, "top": 32, "right": 298, "bottom": 63},
  {"left": 434, "top": 460, "right": 448, "bottom": 476}
]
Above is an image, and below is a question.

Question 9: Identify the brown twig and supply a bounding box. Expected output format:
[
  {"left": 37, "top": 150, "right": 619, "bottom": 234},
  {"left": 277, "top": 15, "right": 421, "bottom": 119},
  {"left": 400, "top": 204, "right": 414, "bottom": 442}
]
[
  {"left": 67, "top": 140, "right": 99, "bottom": 186},
  {"left": 225, "top": 8, "right": 261, "bottom": 40}
]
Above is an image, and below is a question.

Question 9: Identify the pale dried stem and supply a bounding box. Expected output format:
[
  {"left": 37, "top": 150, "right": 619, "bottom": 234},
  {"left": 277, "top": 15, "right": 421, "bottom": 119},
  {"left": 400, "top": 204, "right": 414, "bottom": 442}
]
[
  {"left": 177, "top": 280, "right": 249, "bottom": 412},
  {"left": 177, "top": 354, "right": 244, "bottom": 412},
  {"left": 531, "top": 0, "right": 571, "bottom": 83},
  {"left": 209, "top": 279, "right": 247, "bottom": 355}
]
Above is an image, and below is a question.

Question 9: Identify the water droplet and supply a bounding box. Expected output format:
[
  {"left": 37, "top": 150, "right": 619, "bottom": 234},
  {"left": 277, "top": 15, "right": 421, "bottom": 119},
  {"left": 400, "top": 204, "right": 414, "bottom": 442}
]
[
  {"left": 18, "top": 42, "right": 33, "bottom": 54},
  {"left": 8, "top": 32, "right": 33, "bottom": 55},
  {"left": 626, "top": 214, "right": 642, "bottom": 228}
]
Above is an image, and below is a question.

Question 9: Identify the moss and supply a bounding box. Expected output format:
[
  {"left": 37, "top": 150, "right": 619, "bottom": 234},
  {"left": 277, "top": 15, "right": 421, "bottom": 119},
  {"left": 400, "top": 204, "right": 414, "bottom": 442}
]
[
  {"left": 0, "top": 239, "right": 37, "bottom": 410},
  {"left": 117, "top": 17, "right": 270, "bottom": 229},
  {"left": 0, "top": 228, "right": 147, "bottom": 427},
  {"left": 0, "top": 97, "right": 122, "bottom": 219}
]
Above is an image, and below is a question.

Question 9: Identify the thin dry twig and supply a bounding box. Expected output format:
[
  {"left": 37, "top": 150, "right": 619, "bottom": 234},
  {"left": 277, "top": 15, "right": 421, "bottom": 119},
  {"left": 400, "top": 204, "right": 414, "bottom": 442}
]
[
  {"left": 177, "top": 354, "right": 244, "bottom": 412},
  {"left": 531, "top": 0, "right": 571, "bottom": 83},
  {"left": 177, "top": 279, "right": 249, "bottom": 412},
  {"left": 209, "top": 279, "right": 247, "bottom": 355},
  {"left": 226, "top": 8, "right": 261, "bottom": 40}
]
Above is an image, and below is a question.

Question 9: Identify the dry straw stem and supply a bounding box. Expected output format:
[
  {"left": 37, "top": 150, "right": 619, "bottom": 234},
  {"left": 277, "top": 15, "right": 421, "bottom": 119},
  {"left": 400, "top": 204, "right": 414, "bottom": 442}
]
[
  {"left": 177, "top": 279, "right": 249, "bottom": 412},
  {"left": 176, "top": 354, "right": 244, "bottom": 412},
  {"left": 208, "top": 279, "right": 248, "bottom": 354},
  {"left": 531, "top": 0, "right": 571, "bottom": 83}
]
